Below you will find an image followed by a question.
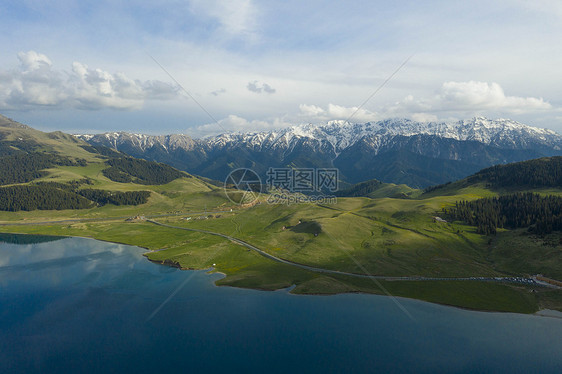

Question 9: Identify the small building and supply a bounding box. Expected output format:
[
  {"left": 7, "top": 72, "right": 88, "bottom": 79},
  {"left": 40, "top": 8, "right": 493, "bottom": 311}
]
[{"left": 126, "top": 215, "right": 146, "bottom": 222}]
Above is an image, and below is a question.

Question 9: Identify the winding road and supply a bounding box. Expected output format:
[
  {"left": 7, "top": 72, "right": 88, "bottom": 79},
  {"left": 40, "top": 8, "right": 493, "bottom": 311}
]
[
  {"left": 148, "top": 219, "right": 395, "bottom": 279},
  {"left": 1, "top": 213, "right": 555, "bottom": 287},
  {"left": 146, "top": 219, "right": 555, "bottom": 287}
]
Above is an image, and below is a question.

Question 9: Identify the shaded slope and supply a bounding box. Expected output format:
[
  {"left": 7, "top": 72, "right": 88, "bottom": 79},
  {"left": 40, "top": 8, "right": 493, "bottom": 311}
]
[{"left": 424, "top": 156, "right": 562, "bottom": 197}]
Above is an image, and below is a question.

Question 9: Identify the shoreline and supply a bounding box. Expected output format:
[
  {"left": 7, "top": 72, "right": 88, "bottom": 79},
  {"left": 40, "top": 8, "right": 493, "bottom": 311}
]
[{"left": 1, "top": 229, "right": 560, "bottom": 316}]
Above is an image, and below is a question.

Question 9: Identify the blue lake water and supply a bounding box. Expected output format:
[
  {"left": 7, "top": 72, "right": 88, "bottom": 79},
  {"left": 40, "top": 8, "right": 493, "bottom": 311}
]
[{"left": 0, "top": 236, "right": 561, "bottom": 373}]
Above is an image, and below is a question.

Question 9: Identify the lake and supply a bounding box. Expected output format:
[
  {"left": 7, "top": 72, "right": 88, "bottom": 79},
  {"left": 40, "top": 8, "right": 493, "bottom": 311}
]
[{"left": 1, "top": 235, "right": 561, "bottom": 373}]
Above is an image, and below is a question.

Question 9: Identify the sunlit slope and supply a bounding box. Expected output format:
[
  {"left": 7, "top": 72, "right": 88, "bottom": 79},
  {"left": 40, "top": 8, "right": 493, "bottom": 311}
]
[
  {"left": 0, "top": 114, "right": 101, "bottom": 161},
  {"left": 336, "top": 178, "right": 421, "bottom": 199},
  {"left": 149, "top": 196, "right": 493, "bottom": 277},
  {"left": 0, "top": 115, "right": 232, "bottom": 221}
]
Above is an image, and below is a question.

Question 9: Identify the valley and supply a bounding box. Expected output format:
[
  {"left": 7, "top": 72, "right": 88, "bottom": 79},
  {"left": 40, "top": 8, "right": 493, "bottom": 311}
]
[{"left": 1, "top": 114, "right": 561, "bottom": 314}]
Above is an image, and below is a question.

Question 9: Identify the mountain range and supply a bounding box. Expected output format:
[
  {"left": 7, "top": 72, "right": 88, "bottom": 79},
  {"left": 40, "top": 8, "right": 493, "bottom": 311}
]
[{"left": 76, "top": 117, "right": 562, "bottom": 188}]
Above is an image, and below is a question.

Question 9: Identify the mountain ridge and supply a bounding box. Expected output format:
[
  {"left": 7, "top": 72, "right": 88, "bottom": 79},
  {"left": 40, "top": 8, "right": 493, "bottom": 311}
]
[
  {"left": 76, "top": 117, "right": 562, "bottom": 152},
  {"left": 71, "top": 117, "right": 562, "bottom": 188}
]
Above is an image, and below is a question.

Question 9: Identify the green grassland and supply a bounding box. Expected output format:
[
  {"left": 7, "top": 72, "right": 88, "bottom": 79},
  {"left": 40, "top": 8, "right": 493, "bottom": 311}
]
[
  {"left": 3, "top": 187, "right": 561, "bottom": 313},
  {"left": 159, "top": 198, "right": 494, "bottom": 278},
  {"left": 365, "top": 183, "right": 421, "bottom": 199},
  {"left": 0, "top": 122, "right": 102, "bottom": 162},
  {"left": 488, "top": 230, "right": 562, "bottom": 279},
  {"left": 1, "top": 121, "right": 561, "bottom": 313}
]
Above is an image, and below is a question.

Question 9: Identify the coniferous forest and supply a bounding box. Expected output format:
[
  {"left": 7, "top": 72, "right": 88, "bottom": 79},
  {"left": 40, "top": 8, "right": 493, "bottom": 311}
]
[
  {"left": 0, "top": 181, "right": 151, "bottom": 211},
  {"left": 467, "top": 157, "right": 562, "bottom": 188},
  {"left": 335, "top": 179, "right": 383, "bottom": 197},
  {"left": 0, "top": 149, "right": 187, "bottom": 210},
  {"left": 445, "top": 192, "right": 562, "bottom": 235},
  {"left": 0, "top": 153, "right": 87, "bottom": 185},
  {"left": 102, "top": 157, "right": 187, "bottom": 185},
  {"left": 0, "top": 185, "right": 93, "bottom": 211},
  {"left": 80, "top": 144, "right": 123, "bottom": 158},
  {"left": 77, "top": 189, "right": 151, "bottom": 206}
]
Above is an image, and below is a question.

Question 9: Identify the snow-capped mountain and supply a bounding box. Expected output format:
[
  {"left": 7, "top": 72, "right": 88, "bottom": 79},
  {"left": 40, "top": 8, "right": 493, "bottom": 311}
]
[
  {"left": 78, "top": 132, "right": 198, "bottom": 152},
  {"left": 77, "top": 117, "right": 562, "bottom": 155},
  {"left": 204, "top": 117, "right": 562, "bottom": 153},
  {"left": 75, "top": 117, "right": 562, "bottom": 188}
]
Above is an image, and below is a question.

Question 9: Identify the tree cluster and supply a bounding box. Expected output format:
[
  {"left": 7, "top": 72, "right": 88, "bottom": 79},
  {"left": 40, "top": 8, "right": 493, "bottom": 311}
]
[
  {"left": 0, "top": 153, "right": 87, "bottom": 185},
  {"left": 0, "top": 180, "right": 151, "bottom": 211},
  {"left": 0, "top": 185, "right": 93, "bottom": 211},
  {"left": 102, "top": 157, "right": 187, "bottom": 185},
  {"left": 0, "top": 135, "right": 41, "bottom": 155},
  {"left": 468, "top": 157, "right": 562, "bottom": 188},
  {"left": 34, "top": 178, "right": 93, "bottom": 191},
  {"left": 445, "top": 192, "right": 562, "bottom": 235},
  {"left": 78, "top": 189, "right": 150, "bottom": 206},
  {"left": 80, "top": 145, "right": 123, "bottom": 158},
  {"left": 335, "top": 179, "right": 383, "bottom": 197},
  {"left": 423, "top": 181, "right": 451, "bottom": 194}
]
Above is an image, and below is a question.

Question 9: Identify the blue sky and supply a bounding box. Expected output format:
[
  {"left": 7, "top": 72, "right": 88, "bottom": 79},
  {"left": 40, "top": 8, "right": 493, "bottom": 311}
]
[{"left": 1, "top": 0, "right": 561, "bottom": 136}]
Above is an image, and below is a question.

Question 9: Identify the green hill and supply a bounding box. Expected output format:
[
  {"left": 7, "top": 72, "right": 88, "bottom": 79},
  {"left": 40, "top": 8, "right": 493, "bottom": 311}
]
[
  {"left": 336, "top": 178, "right": 420, "bottom": 199},
  {"left": 467, "top": 156, "right": 562, "bottom": 189},
  {"left": 423, "top": 157, "right": 562, "bottom": 198},
  {"left": 0, "top": 116, "right": 230, "bottom": 218},
  {"left": 0, "top": 114, "right": 100, "bottom": 159}
]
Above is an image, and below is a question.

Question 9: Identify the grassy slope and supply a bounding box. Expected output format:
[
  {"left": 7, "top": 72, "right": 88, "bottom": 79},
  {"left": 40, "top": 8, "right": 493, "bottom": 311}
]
[
  {"left": 164, "top": 196, "right": 494, "bottom": 277},
  {"left": 0, "top": 122, "right": 229, "bottom": 221},
  {"left": 151, "top": 192, "right": 560, "bottom": 312},
  {"left": 488, "top": 230, "right": 562, "bottom": 279},
  {"left": 0, "top": 122, "right": 100, "bottom": 162},
  {"left": 337, "top": 178, "right": 422, "bottom": 199},
  {"left": 366, "top": 183, "right": 421, "bottom": 199}
]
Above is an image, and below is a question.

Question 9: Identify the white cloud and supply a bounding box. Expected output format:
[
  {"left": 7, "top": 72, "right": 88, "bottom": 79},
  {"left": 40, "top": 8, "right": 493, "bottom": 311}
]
[
  {"left": 297, "top": 103, "right": 378, "bottom": 123},
  {"left": 2, "top": 51, "right": 67, "bottom": 107},
  {"left": 438, "top": 81, "right": 551, "bottom": 111},
  {"left": 298, "top": 104, "right": 325, "bottom": 117},
  {"left": 327, "top": 103, "right": 378, "bottom": 122},
  {"left": 410, "top": 113, "right": 438, "bottom": 123},
  {"left": 194, "top": 101, "right": 379, "bottom": 137},
  {"left": 194, "top": 114, "right": 290, "bottom": 136},
  {"left": 386, "top": 81, "right": 552, "bottom": 119},
  {"left": 247, "top": 80, "right": 276, "bottom": 94},
  {"left": 259, "top": 82, "right": 555, "bottom": 130},
  {"left": 0, "top": 51, "right": 179, "bottom": 111},
  {"left": 17, "top": 51, "right": 52, "bottom": 71}
]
